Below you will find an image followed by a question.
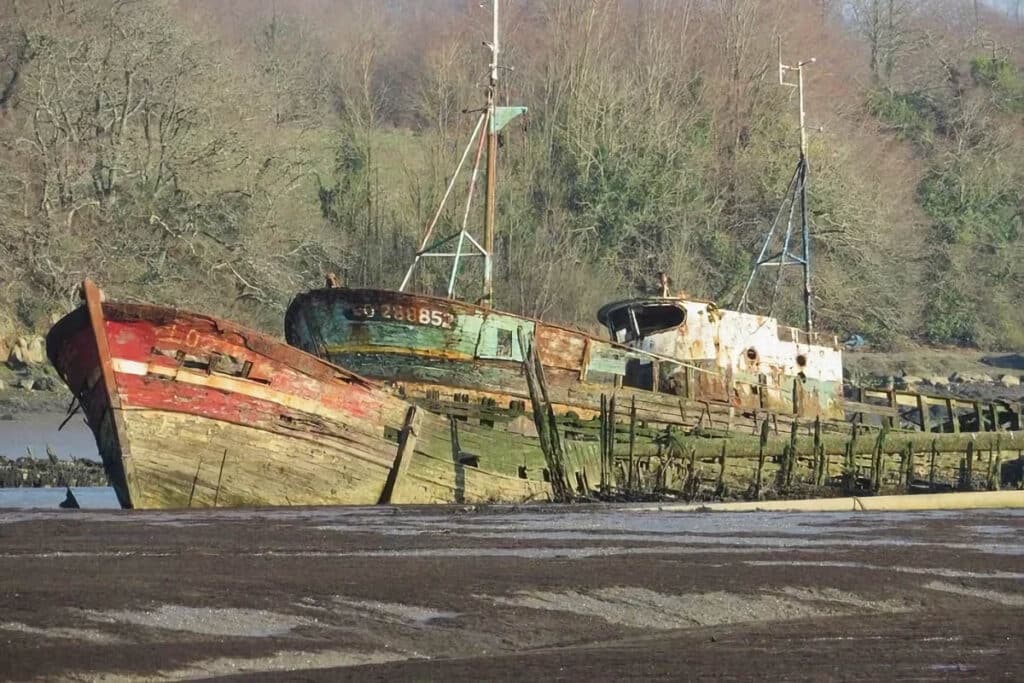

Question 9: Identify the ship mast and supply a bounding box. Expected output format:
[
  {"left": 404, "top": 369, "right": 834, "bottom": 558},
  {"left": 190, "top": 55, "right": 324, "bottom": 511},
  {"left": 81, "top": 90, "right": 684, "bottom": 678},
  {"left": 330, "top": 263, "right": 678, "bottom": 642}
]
[
  {"left": 482, "top": 0, "right": 500, "bottom": 308},
  {"left": 738, "top": 39, "right": 816, "bottom": 335},
  {"left": 398, "top": 0, "right": 524, "bottom": 306}
]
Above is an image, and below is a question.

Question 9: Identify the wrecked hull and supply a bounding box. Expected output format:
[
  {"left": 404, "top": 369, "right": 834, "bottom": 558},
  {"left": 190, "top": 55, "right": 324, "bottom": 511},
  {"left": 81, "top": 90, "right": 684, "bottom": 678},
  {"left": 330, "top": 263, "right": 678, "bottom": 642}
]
[
  {"left": 45, "top": 282, "right": 554, "bottom": 509},
  {"left": 284, "top": 287, "right": 841, "bottom": 426},
  {"left": 285, "top": 287, "right": 1024, "bottom": 499}
]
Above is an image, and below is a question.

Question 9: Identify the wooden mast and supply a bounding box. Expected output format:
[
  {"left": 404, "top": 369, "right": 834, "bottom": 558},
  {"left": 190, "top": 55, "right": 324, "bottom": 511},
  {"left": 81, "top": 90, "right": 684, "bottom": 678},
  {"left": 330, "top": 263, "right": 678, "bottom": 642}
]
[{"left": 482, "top": 0, "right": 499, "bottom": 308}]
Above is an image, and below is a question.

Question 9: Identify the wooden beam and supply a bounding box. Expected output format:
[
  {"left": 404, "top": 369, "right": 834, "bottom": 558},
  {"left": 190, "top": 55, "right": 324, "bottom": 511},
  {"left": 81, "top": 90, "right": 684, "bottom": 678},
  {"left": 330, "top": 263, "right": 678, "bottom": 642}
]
[
  {"left": 886, "top": 390, "right": 898, "bottom": 429},
  {"left": 379, "top": 406, "right": 421, "bottom": 504},
  {"left": 917, "top": 394, "right": 931, "bottom": 433},
  {"left": 946, "top": 398, "right": 960, "bottom": 434}
]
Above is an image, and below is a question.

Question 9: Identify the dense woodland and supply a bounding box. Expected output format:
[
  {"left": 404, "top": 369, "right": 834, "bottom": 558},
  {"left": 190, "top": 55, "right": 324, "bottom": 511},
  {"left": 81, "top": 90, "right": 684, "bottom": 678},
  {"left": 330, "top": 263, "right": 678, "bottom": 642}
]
[{"left": 0, "top": 0, "right": 1022, "bottom": 349}]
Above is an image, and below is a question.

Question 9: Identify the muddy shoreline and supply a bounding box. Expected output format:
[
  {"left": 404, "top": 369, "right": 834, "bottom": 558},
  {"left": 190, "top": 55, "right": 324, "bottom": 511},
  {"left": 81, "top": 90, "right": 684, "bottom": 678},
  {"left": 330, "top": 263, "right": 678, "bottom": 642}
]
[{"left": 1, "top": 506, "right": 1021, "bottom": 681}]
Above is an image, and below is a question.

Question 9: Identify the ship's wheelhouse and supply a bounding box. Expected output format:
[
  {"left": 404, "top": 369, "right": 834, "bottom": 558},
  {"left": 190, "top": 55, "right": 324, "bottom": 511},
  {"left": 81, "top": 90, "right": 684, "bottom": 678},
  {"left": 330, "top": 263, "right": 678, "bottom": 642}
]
[
  {"left": 598, "top": 296, "right": 844, "bottom": 418},
  {"left": 598, "top": 300, "right": 686, "bottom": 344}
]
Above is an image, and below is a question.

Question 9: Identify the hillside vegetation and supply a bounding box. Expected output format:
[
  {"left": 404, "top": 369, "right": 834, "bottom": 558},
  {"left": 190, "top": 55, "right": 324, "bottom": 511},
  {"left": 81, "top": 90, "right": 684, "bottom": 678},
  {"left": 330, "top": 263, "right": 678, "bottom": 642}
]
[{"left": 0, "top": 0, "right": 1021, "bottom": 348}]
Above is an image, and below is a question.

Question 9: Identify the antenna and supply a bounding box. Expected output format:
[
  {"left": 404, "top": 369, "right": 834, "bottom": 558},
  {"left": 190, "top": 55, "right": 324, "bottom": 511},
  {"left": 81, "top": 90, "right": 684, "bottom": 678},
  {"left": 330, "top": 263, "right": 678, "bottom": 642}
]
[
  {"left": 778, "top": 37, "right": 815, "bottom": 158},
  {"left": 738, "top": 39, "right": 816, "bottom": 334}
]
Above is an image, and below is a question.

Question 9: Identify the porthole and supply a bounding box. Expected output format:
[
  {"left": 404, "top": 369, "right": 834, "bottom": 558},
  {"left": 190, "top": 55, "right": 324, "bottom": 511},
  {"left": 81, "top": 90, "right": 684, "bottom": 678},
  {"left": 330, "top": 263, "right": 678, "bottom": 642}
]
[
  {"left": 796, "top": 354, "right": 807, "bottom": 368},
  {"left": 745, "top": 348, "right": 758, "bottom": 361}
]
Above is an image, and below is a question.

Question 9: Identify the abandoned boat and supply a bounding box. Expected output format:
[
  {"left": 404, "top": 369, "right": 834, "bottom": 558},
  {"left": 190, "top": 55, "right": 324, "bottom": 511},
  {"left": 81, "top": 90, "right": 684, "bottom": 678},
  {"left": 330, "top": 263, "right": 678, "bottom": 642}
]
[
  {"left": 285, "top": 5, "right": 1023, "bottom": 499},
  {"left": 46, "top": 281, "right": 557, "bottom": 509},
  {"left": 284, "top": 0, "right": 842, "bottom": 435}
]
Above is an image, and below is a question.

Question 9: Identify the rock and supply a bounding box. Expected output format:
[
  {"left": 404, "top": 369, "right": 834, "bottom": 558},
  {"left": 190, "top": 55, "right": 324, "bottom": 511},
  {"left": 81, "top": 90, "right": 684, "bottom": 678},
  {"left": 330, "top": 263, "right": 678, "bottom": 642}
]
[
  {"left": 7, "top": 336, "right": 46, "bottom": 369},
  {"left": 896, "top": 374, "right": 924, "bottom": 389},
  {"left": 0, "top": 378, "right": 5, "bottom": 391},
  {"left": 951, "top": 372, "right": 993, "bottom": 384},
  {"left": 925, "top": 375, "right": 948, "bottom": 387},
  {"left": 999, "top": 374, "right": 1021, "bottom": 388},
  {"left": 59, "top": 487, "right": 80, "bottom": 509},
  {"left": 32, "top": 376, "right": 57, "bottom": 392},
  {"left": 15, "top": 377, "right": 35, "bottom": 390}
]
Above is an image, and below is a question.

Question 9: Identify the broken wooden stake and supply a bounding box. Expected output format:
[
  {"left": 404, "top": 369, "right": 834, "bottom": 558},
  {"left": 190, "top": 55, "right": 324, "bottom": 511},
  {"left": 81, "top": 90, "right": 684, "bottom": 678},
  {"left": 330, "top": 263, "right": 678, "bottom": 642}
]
[{"left": 379, "top": 405, "right": 422, "bottom": 504}]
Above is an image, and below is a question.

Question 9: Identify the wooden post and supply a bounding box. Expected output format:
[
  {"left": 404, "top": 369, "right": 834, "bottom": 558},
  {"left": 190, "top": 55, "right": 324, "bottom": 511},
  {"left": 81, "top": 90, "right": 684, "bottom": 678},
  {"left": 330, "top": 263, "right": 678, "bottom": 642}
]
[
  {"left": 843, "top": 422, "right": 858, "bottom": 492},
  {"left": 989, "top": 403, "right": 1000, "bottom": 432},
  {"left": 599, "top": 394, "right": 608, "bottom": 493},
  {"left": 755, "top": 419, "right": 769, "bottom": 498},
  {"left": 379, "top": 406, "right": 422, "bottom": 504},
  {"left": 973, "top": 401, "right": 984, "bottom": 432},
  {"left": 687, "top": 445, "right": 697, "bottom": 499},
  {"left": 917, "top": 394, "right": 930, "bottom": 433},
  {"left": 519, "top": 329, "right": 572, "bottom": 502},
  {"left": 903, "top": 442, "right": 914, "bottom": 490},
  {"left": 627, "top": 396, "right": 637, "bottom": 493},
  {"left": 929, "top": 441, "right": 938, "bottom": 490},
  {"left": 964, "top": 441, "right": 975, "bottom": 491},
  {"left": 785, "top": 419, "right": 799, "bottom": 489},
  {"left": 717, "top": 441, "right": 727, "bottom": 496},
  {"left": 812, "top": 417, "right": 822, "bottom": 485},
  {"left": 946, "top": 398, "right": 960, "bottom": 434},
  {"left": 871, "top": 426, "right": 889, "bottom": 494},
  {"left": 608, "top": 395, "right": 616, "bottom": 488},
  {"left": 886, "top": 389, "right": 898, "bottom": 429}
]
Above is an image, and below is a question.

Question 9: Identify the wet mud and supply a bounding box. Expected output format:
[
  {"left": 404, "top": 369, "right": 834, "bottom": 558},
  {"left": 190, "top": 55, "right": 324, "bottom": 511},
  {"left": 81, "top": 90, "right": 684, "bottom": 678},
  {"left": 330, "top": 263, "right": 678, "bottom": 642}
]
[{"left": 0, "top": 506, "right": 1022, "bottom": 681}]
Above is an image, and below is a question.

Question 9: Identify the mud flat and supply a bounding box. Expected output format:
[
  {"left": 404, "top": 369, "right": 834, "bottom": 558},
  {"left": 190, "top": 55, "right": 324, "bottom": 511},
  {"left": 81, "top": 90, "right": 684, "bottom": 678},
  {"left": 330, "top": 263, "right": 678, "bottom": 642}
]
[{"left": 0, "top": 506, "right": 1022, "bottom": 681}]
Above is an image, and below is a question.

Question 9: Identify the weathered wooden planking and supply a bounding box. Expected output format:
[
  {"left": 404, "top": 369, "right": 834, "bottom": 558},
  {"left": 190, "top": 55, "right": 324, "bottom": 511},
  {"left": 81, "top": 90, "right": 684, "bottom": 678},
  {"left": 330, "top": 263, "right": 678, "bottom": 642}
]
[{"left": 46, "top": 284, "right": 567, "bottom": 509}]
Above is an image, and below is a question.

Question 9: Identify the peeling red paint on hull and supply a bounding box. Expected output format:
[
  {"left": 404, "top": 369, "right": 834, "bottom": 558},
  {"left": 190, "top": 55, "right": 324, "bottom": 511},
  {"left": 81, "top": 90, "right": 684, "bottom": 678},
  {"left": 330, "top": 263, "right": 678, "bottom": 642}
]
[{"left": 45, "top": 283, "right": 552, "bottom": 509}]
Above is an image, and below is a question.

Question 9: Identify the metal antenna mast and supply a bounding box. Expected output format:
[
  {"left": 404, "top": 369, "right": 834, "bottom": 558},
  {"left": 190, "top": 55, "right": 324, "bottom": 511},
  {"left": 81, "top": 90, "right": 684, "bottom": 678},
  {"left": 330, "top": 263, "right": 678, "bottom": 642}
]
[{"left": 738, "top": 39, "right": 816, "bottom": 334}]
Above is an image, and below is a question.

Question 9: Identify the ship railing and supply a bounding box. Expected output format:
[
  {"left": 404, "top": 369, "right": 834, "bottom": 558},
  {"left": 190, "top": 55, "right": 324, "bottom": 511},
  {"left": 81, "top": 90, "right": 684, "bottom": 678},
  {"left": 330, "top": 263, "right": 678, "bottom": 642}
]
[
  {"left": 844, "top": 386, "right": 1023, "bottom": 434},
  {"left": 776, "top": 325, "right": 839, "bottom": 348}
]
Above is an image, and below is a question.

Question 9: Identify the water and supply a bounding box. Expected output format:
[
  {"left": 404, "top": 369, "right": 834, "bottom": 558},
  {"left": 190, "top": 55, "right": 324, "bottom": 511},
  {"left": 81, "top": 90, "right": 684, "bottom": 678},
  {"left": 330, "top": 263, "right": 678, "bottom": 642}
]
[
  {"left": 0, "top": 486, "right": 119, "bottom": 509},
  {"left": 0, "top": 411, "right": 98, "bottom": 460}
]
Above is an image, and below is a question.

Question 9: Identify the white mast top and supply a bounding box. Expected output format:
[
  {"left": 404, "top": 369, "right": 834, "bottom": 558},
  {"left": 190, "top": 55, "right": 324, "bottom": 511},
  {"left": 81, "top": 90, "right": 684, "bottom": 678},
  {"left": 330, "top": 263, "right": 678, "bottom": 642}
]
[{"left": 490, "top": 0, "right": 500, "bottom": 86}]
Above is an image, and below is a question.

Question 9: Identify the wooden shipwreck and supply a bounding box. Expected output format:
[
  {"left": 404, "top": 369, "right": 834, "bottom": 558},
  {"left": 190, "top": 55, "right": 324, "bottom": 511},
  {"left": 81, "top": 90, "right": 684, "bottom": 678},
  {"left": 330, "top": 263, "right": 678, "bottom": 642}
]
[
  {"left": 46, "top": 281, "right": 564, "bottom": 509},
  {"left": 285, "top": 286, "right": 1024, "bottom": 500},
  {"left": 283, "top": 6, "right": 1023, "bottom": 503}
]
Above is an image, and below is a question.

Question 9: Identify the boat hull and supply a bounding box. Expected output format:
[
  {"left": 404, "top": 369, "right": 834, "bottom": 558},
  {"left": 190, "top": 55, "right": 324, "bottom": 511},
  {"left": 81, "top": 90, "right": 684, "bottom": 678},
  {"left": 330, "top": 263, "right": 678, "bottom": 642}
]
[
  {"left": 284, "top": 287, "right": 844, "bottom": 424},
  {"left": 47, "top": 283, "right": 553, "bottom": 509}
]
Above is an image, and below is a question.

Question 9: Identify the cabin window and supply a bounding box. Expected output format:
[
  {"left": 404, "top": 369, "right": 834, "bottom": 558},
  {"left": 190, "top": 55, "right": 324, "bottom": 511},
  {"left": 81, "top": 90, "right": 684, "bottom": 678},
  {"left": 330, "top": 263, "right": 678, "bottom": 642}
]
[
  {"left": 624, "top": 358, "right": 655, "bottom": 390},
  {"left": 605, "top": 304, "right": 685, "bottom": 343},
  {"left": 476, "top": 324, "right": 523, "bottom": 361},
  {"left": 495, "top": 328, "right": 513, "bottom": 357}
]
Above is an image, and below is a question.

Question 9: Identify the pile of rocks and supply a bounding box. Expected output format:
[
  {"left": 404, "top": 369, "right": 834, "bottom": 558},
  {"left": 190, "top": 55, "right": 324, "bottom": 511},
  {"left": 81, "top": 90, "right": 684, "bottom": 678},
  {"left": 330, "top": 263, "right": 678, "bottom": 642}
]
[
  {"left": 4, "top": 336, "right": 46, "bottom": 369},
  {"left": 0, "top": 454, "right": 107, "bottom": 488},
  {"left": 2, "top": 335, "right": 61, "bottom": 393},
  {"left": 896, "top": 372, "right": 1023, "bottom": 391}
]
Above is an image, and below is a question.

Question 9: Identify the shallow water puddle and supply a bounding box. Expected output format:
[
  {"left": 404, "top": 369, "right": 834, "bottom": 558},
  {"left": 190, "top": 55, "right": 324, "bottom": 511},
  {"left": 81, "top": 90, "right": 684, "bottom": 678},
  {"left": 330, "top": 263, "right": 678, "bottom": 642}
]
[
  {"left": 83, "top": 605, "right": 308, "bottom": 637},
  {"left": 485, "top": 585, "right": 910, "bottom": 630}
]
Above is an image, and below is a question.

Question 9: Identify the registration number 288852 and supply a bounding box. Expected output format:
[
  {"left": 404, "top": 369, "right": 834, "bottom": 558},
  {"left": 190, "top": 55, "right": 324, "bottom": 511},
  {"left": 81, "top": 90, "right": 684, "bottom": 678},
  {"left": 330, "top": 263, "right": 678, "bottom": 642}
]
[{"left": 350, "top": 303, "right": 455, "bottom": 329}]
